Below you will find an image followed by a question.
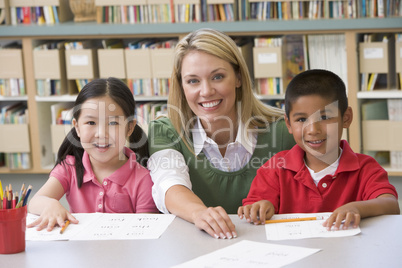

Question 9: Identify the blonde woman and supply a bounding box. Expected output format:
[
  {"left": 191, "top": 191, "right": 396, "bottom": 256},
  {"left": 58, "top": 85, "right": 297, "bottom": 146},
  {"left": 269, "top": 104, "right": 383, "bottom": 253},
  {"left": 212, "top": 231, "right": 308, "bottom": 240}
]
[{"left": 147, "top": 28, "right": 295, "bottom": 239}]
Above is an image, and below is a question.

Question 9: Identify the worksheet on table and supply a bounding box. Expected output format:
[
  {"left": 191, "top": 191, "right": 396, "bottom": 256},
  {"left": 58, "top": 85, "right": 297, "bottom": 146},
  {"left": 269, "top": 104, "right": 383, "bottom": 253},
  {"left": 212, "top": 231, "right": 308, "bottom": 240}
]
[
  {"left": 265, "top": 213, "right": 361, "bottom": 240},
  {"left": 26, "top": 213, "right": 176, "bottom": 241}
]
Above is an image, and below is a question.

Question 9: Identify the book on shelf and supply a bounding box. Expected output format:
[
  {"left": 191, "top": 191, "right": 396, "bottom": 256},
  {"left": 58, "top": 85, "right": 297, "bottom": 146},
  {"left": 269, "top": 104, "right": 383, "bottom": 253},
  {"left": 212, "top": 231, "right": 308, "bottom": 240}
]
[
  {"left": 8, "top": 0, "right": 73, "bottom": 25},
  {"left": 396, "top": 33, "right": 402, "bottom": 90},
  {"left": 174, "top": 0, "right": 201, "bottom": 22},
  {"left": 206, "top": 0, "right": 237, "bottom": 21},
  {"left": 307, "top": 34, "right": 347, "bottom": 90},
  {"left": 136, "top": 102, "right": 167, "bottom": 134}
]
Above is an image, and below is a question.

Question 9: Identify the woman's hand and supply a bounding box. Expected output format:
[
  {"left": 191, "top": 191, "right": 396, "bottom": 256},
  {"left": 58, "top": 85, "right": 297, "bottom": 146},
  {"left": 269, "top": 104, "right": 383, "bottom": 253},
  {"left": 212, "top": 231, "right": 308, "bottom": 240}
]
[
  {"left": 27, "top": 198, "right": 78, "bottom": 231},
  {"left": 192, "top": 206, "right": 237, "bottom": 239},
  {"left": 238, "top": 200, "right": 275, "bottom": 225}
]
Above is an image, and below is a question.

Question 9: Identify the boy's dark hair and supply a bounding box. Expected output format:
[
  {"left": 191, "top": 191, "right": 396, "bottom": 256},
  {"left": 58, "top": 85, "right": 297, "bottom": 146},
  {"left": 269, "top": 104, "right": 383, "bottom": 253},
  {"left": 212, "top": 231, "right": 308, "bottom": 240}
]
[
  {"left": 285, "top": 69, "right": 348, "bottom": 118},
  {"left": 54, "top": 77, "right": 149, "bottom": 188}
]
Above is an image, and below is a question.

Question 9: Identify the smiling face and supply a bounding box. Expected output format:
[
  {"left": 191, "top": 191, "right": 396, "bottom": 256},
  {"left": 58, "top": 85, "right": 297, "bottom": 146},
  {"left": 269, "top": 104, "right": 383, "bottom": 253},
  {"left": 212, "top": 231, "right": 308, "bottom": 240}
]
[
  {"left": 180, "top": 51, "right": 241, "bottom": 129},
  {"left": 285, "top": 94, "right": 352, "bottom": 169},
  {"left": 73, "top": 95, "right": 134, "bottom": 169}
]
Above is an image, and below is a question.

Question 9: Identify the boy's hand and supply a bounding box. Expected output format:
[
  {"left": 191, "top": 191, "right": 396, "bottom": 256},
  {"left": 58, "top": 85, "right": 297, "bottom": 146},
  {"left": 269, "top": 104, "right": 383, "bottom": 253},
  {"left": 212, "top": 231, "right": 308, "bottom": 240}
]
[
  {"left": 238, "top": 200, "right": 275, "bottom": 225},
  {"left": 323, "top": 203, "right": 361, "bottom": 231},
  {"left": 27, "top": 199, "right": 78, "bottom": 231}
]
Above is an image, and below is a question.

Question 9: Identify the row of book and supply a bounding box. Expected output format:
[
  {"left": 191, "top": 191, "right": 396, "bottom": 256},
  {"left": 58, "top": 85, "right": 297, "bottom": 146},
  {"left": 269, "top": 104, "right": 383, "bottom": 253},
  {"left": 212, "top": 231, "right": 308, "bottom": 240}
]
[
  {"left": 0, "top": 102, "right": 30, "bottom": 170},
  {"left": 95, "top": 0, "right": 401, "bottom": 24},
  {"left": 10, "top": 6, "right": 60, "bottom": 25},
  {"left": 136, "top": 102, "right": 167, "bottom": 133},
  {"left": 0, "top": 79, "right": 25, "bottom": 97}
]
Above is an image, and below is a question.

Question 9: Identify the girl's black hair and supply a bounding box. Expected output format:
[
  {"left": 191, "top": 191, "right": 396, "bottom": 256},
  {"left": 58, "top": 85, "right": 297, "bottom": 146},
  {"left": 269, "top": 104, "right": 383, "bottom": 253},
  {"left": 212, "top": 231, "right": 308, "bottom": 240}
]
[{"left": 54, "top": 77, "right": 149, "bottom": 188}]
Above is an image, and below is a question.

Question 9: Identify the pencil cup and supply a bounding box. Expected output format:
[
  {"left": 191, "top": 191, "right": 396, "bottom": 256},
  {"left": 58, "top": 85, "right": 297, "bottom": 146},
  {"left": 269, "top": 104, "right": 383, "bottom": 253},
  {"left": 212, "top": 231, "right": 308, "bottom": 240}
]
[{"left": 0, "top": 206, "right": 27, "bottom": 254}]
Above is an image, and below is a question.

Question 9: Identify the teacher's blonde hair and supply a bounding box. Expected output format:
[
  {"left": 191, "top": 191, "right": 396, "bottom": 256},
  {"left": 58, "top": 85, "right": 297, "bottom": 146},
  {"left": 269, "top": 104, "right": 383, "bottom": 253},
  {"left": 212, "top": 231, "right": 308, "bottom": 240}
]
[{"left": 168, "top": 28, "right": 284, "bottom": 147}]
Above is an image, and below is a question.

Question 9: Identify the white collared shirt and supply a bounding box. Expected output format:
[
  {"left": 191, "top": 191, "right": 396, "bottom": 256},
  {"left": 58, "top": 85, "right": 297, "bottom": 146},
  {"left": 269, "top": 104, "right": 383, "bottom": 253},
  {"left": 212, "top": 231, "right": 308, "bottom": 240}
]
[
  {"left": 148, "top": 118, "right": 258, "bottom": 213},
  {"left": 306, "top": 148, "right": 343, "bottom": 186}
]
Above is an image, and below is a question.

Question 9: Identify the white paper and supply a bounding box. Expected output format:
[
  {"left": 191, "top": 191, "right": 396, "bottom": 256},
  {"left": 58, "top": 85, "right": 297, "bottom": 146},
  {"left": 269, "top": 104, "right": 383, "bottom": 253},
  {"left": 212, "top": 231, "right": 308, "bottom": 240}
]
[
  {"left": 26, "top": 213, "right": 175, "bottom": 241},
  {"left": 265, "top": 213, "right": 361, "bottom": 240},
  {"left": 258, "top": 53, "right": 278, "bottom": 64},
  {"left": 363, "top": 47, "right": 384, "bottom": 59},
  {"left": 70, "top": 54, "right": 89, "bottom": 66},
  {"left": 173, "top": 240, "right": 321, "bottom": 268}
]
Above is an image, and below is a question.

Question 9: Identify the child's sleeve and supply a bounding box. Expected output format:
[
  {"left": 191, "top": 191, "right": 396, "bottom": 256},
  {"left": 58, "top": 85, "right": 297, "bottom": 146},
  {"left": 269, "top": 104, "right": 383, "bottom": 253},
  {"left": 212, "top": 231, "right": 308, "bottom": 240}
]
[
  {"left": 359, "top": 158, "right": 398, "bottom": 200},
  {"left": 242, "top": 159, "right": 281, "bottom": 212},
  {"left": 49, "top": 160, "right": 72, "bottom": 193},
  {"left": 134, "top": 172, "right": 160, "bottom": 213}
]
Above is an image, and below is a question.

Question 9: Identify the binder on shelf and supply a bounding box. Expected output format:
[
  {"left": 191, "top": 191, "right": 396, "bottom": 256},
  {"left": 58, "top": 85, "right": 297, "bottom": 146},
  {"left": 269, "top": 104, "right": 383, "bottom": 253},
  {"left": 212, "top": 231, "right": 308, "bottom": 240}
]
[
  {"left": 65, "top": 41, "right": 99, "bottom": 92},
  {"left": 125, "top": 48, "right": 153, "bottom": 96},
  {"left": 98, "top": 49, "right": 126, "bottom": 79},
  {"left": 0, "top": 46, "right": 25, "bottom": 97},
  {"left": 253, "top": 36, "right": 285, "bottom": 95},
  {"left": 33, "top": 42, "right": 68, "bottom": 96},
  {"left": 8, "top": 0, "right": 73, "bottom": 25},
  {"left": 359, "top": 34, "right": 396, "bottom": 91},
  {"left": 0, "top": 102, "right": 31, "bottom": 170}
]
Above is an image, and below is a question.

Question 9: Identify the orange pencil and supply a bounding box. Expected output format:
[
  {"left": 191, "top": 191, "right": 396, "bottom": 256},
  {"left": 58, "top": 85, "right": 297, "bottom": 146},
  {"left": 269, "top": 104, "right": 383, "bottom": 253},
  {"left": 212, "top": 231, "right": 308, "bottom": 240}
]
[
  {"left": 265, "top": 216, "right": 321, "bottom": 224},
  {"left": 60, "top": 220, "right": 70, "bottom": 234}
]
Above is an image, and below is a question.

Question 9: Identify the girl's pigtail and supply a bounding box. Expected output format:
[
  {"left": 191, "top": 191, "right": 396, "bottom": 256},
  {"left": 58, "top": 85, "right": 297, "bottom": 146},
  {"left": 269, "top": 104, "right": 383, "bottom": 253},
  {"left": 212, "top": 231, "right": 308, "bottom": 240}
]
[
  {"left": 128, "top": 124, "right": 149, "bottom": 168},
  {"left": 54, "top": 127, "right": 85, "bottom": 188}
]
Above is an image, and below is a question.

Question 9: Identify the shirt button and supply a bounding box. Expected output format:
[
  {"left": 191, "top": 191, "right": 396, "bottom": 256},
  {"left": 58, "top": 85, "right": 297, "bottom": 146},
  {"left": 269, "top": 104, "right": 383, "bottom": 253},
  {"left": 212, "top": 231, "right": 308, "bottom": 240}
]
[
  {"left": 98, "top": 204, "right": 103, "bottom": 209},
  {"left": 322, "top": 183, "right": 328, "bottom": 188},
  {"left": 103, "top": 181, "right": 107, "bottom": 186},
  {"left": 99, "top": 192, "right": 104, "bottom": 196}
]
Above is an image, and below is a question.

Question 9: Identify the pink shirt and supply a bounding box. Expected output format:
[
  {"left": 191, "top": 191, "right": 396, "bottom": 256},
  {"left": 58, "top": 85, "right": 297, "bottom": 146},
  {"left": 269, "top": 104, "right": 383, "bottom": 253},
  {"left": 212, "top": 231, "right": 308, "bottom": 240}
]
[
  {"left": 51, "top": 147, "right": 159, "bottom": 213},
  {"left": 243, "top": 140, "right": 398, "bottom": 213}
]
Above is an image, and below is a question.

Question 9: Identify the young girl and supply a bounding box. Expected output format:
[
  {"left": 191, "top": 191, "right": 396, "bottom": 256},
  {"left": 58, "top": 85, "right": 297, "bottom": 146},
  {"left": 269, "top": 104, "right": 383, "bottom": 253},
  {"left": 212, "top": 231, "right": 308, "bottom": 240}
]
[{"left": 28, "top": 77, "right": 159, "bottom": 231}]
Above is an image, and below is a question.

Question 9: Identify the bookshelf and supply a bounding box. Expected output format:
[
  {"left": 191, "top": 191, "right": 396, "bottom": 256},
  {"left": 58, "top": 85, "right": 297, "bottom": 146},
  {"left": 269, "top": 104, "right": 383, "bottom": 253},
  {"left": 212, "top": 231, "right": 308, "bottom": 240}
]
[{"left": 0, "top": 18, "right": 402, "bottom": 174}]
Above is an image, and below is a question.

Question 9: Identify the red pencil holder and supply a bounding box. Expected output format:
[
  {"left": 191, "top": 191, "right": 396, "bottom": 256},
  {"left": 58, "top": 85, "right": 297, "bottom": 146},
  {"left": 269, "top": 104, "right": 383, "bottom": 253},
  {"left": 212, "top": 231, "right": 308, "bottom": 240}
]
[{"left": 0, "top": 206, "right": 27, "bottom": 254}]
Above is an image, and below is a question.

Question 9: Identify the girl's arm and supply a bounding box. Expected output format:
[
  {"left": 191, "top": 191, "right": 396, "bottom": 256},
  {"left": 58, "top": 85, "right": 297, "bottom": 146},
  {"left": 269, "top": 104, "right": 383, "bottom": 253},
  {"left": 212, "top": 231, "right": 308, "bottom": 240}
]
[
  {"left": 323, "top": 194, "right": 400, "bottom": 230},
  {"left": 165, "top": 185, "right": 237, "bottom": 239},
  {"left": 27, "top": 177, "right": 78, "bottom": 231}
]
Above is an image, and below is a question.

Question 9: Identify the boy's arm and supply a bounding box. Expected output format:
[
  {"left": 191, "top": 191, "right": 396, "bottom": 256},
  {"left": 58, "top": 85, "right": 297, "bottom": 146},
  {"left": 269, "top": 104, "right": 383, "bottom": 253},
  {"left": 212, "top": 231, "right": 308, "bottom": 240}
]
[{"left": 324, "top": 194, "right": 400, "bottom": 230}]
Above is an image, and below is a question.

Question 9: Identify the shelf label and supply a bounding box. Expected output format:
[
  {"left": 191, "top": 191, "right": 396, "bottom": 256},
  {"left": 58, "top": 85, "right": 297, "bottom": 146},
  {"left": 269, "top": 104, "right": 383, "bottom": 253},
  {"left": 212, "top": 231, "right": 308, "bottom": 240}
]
[
  {"left": 70, "top": 55, "right": 89, "bottom": 66},
  {"left": 258, "top": 53, "right": 278, "bottom": 64},
  {"left": 363, "top": 47, "right": 384, "bottom": 59}
]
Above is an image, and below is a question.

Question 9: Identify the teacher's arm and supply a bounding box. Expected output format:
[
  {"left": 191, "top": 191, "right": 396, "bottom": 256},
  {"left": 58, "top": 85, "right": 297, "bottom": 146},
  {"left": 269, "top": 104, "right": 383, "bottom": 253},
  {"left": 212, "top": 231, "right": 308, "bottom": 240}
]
[{"left": 148, "top": 149, "right": 236, "bottom": 239}]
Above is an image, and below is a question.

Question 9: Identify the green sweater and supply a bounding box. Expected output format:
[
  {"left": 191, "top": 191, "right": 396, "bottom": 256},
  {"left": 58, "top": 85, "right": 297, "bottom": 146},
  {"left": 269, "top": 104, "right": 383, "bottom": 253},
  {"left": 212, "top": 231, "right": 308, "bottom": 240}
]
[{"left": 148, "top": 117, "right": 295, "bottom": 214}]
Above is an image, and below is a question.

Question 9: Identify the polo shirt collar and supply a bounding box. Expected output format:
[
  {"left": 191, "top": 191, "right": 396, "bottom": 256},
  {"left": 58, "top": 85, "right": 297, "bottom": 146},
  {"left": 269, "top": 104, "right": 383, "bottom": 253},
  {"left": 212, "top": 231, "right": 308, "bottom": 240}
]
[
  {"left": 191, "top": 117, "right": 255, "bottom": 156},
  {"left": 82, "top": 147, "right": 136, "bottom": 185},
  {"left": 283, "top": 140, "right": 360, "bottom": 174}
]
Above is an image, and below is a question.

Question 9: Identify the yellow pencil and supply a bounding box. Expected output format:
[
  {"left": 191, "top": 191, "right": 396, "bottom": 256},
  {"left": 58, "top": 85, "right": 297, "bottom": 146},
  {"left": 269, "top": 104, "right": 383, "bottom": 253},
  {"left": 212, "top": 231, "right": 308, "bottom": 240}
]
[
  {"left": 265, "top": 217, "right": 318, "bottom": 224},
  {"left": 0, "top": 180, "right": 3, "bottom": 200},
  {"left": 60, "top": 220, "right": 70, "bottom": 234}
]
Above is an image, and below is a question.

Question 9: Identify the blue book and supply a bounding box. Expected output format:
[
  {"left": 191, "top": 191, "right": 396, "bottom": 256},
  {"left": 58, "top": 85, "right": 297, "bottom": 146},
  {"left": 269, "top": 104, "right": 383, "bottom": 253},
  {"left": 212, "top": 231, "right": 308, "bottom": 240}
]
[{"left": 52, "top": 6, "right": 59, "bottom": 23}]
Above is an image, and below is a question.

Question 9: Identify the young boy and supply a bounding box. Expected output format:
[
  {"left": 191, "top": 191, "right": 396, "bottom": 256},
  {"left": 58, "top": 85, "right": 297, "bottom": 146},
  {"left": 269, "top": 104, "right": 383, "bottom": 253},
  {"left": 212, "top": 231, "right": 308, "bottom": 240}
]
[{"left": 238, "top": 69, "right": 400, "bottom": 230}]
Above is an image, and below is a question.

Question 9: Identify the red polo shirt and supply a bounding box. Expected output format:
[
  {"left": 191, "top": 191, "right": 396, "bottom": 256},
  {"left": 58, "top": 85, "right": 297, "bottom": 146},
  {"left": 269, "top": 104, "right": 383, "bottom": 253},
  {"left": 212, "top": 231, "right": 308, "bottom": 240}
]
[{"left": 243, "top": 140, "right": 398, "bottom": 213}]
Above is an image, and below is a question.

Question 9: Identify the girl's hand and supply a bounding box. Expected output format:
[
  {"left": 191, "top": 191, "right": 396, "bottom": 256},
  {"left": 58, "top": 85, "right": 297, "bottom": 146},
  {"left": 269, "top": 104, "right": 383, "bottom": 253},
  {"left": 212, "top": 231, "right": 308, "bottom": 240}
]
[
  {"left": 323, "top": 203, "right": 361, "bottom": 231},
  {"left": 27, "top": 198, "right": 78, "bottom": 231},
  {"left": 192, "top": 206, "right": 237, "bottom": 239},
  {"left": 238, "top": 200, "right": 274, "bottom": 225}
]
